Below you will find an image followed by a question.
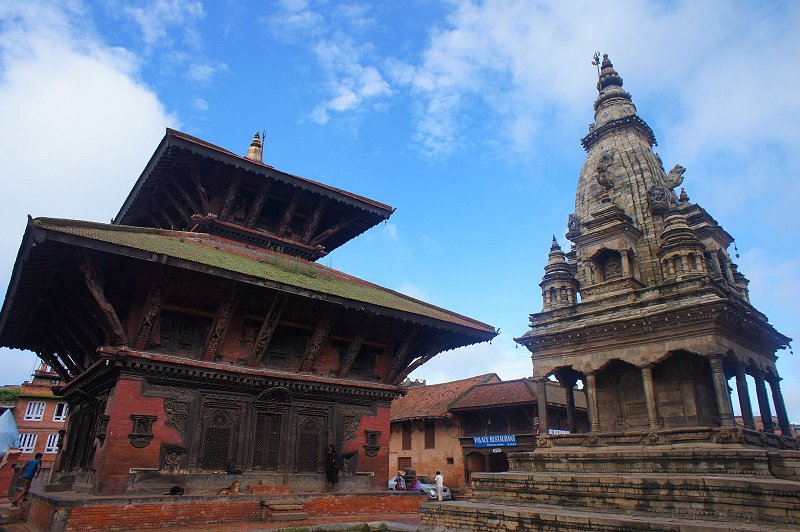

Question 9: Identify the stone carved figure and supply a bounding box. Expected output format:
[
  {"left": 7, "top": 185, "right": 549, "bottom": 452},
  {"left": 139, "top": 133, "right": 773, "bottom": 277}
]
[
  {"left": 164, "top": 400, "right": 190, "bottom": 435},
  {"left": 667, "top": 164, "right": 686, "bottom": 188},
  {"left": 595, "top": 150, "right": 615, "bottom": 190},
  {"left": 666, "top": 164, "right": 686, "bottom": 189},
  {"left": 567, "top": 213, "right": 581, "bottom": 235}
]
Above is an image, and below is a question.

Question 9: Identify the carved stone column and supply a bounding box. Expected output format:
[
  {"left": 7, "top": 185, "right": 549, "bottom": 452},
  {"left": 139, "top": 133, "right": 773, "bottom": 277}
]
[
  {"left": 640, "top": 364, "right": 660, "bottom": 430},
  {"left": 766, "top": 373, "right": 792, "bottom": 437},
  {"left": 555, "top": 371, "right": 579, "bottom": 434},
  {"left": 752, "top": 369, "right": 775, "bottom": 434},
  {"left": 620, "top": 250, "right": 630, "bottom": 277},
  {"left": 709, "top": 355, "right": 735, "bottom": 427},
  {"left": 734, "top": 363, "right": 756, "bottom": 430},
  {"left": 585, "top": 373, "right": 600, "bottom": 433},
  {"left": 534, "top": 378, "right": 549, "bottom": 434}
]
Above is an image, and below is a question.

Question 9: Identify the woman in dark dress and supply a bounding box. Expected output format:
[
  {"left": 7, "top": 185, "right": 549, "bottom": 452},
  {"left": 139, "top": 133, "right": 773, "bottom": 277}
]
[{"left": 324, "top": 444, "right": 342, "bottom": 491}]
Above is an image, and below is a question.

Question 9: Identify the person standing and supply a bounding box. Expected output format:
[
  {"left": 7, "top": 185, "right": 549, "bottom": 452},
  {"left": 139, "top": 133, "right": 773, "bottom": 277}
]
[
  {"left": 11, "top": 452, "right": 42, "bottom": 506},
  {"left": 434, "top": 470, "right": 444, "bottom": 501},
  {"left": 324, "top": 444, "right": 342, "bottom": 492}
]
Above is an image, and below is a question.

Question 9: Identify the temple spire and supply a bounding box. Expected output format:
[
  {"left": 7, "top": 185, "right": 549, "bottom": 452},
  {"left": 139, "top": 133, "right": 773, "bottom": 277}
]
[
  {"left": 245, "top": 131, "right": 263, "bottom": 162},
  {"left": 597, "top": 53, "right": 623, "bottom": 92}
]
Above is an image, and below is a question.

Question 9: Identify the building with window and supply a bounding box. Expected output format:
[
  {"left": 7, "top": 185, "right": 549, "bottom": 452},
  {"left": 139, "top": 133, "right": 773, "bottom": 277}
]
[
  {"left": 5, "top": 363, "right": 67, "bottom": 495},
  {"left": 389, "top": 374, "right": 586, "bottom": 487}
]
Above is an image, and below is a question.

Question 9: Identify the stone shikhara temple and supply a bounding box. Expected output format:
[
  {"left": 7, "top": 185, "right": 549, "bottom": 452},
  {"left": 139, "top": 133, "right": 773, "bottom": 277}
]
[
  {"left": 422, "top": 55, "right": 800, "bottom": 530},
  {"left": 0, "top": 129, "right": 496, "bottom": 499}
]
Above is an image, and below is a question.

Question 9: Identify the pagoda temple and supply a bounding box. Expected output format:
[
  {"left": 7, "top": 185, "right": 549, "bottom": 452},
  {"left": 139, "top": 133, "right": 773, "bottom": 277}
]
[
  {"left": 422, "top": 55, "right": 800, "bottom": 531},
  {"left": 0, "top": 129, "right": 497, "bottom": 496}
]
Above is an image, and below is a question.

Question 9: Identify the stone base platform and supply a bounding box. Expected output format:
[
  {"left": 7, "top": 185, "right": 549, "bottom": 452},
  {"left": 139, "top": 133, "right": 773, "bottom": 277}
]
[
  {"left": 420, "top": 500, "right": 797, "bottom": 531},
  {"left": 422, "top": 445, "right": 800, "bottom": 531}
]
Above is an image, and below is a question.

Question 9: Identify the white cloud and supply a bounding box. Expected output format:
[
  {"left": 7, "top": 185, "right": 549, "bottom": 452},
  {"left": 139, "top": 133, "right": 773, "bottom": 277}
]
[
  {"left": 409, "top": 337, "right": 529, "bottom": 384},
  {"left": 191, "top": 97, "right": 208, "bottom": 111},
  {"left": 0, "top": 1, "right": 176, "bottom": 383},
  {"left": 123, "top": 0, "right": 204, "bottom": 50},
  {"left": 185, "top": 61, "right": 229, "bottom": 84},
  {"left": 267, "top": 3, "right": 392, "bottom": 124}
]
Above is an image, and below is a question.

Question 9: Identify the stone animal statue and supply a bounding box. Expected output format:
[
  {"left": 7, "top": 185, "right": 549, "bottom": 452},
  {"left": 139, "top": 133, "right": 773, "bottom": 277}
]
[
  {"left": 217, "top": 480, "right": 242, "bottom": 495},
  {"left": 163, "top": 486, "right": 184, "bottom": 496},
  {"left": 666, "top": 164, "right": 686, "bottom": 189}
]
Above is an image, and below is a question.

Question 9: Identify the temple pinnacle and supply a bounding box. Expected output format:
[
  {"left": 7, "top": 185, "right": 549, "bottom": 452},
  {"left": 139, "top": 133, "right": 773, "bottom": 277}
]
[{"left": 597, "top": 53, "right": 623, "bottom": 92}]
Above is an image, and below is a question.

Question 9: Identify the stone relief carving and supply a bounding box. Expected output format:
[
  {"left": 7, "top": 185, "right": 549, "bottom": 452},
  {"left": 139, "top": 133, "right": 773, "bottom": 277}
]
[
  {"left": 567, "top": 213, "right": 581, "bottom": 235},
  {"left": 363, "top": 430, "right": 381, "bottom": 457},
  {"left": 160, "top": 444, "right": 187, "bottom": 471},
  {"left": 647, "top": 183, "right": 673, "bottom": 214},
  {"left": 343, "top": 416, "right": 361, "bottom": 442},
  {"left": 164, "top": 399, "right": 190, "bottom": 435},
  {"left": 129, "top": 414, "right": 157, "bottom": 448}
]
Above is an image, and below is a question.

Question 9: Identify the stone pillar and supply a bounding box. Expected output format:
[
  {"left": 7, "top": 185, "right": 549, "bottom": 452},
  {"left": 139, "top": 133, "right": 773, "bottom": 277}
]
[
  {"left": 555, "top": 372, "right": 579, "bottom": 434},
  {"left": 534, "top": 378, "right": 549, "bottom": 434},
  {"left": 709, "top": 355, "right": 735, "bottom": 427},
  {"left": 752, "top": 370, "right": 775, "bottom": 434},
  {"left": 679, "top": 255, "right": 689, "bottom": 273},
  {"left": 620, "top": 251, "right": 630, "bottom": 277},
  {"left": 640, "top": 365, "right": 660, "bottom": 430},
  {"left": 766, "top": 374, "right": 792, "bottom": 437},
  {"left": 585, "top": 373, "right": 601, "bottom": 432},
  {"left": 710, "top": 252, "right": 722, "bottom": 277},
  {"left": 734, "top": 363, "right": 756, "bottom": 430}
]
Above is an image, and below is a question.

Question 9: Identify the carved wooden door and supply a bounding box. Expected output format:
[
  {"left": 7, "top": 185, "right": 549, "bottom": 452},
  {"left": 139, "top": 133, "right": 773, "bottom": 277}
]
[{"left": 252, "top": 412, "right": 281, "bottom": 471}]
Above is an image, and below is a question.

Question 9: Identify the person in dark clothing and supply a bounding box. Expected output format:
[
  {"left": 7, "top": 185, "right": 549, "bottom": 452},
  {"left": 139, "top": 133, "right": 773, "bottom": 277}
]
[
  {"left": 324, "top": 444, "right": 343, "bottom": 491},
  {"left": 12, "top": 452, "right": 42, "bottom": 506}
]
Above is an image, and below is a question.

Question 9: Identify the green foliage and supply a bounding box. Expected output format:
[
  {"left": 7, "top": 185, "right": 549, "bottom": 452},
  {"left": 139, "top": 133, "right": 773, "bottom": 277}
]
[{"left": 0, "top": 386, "right": 20, "bottom": 404}]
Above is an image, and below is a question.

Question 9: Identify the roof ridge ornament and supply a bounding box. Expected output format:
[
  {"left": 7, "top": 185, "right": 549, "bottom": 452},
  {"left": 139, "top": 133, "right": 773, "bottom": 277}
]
[{"left": 245, "top": 130, "right": 265, "bottom": 162}]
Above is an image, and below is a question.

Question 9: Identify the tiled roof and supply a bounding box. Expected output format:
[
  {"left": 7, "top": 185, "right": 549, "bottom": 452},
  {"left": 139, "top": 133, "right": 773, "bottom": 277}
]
[
  {"left": 32, "top": 218, "right": 497, "bottom": 335},
  {"left": 166, "top": 129, "right": 395, "bottom": 212},
  {"left": 450, "top": 379, "right": 587, "bottom": 410},
  {"left": 390, "top": 374, "right": 499, "bottom": 421}
]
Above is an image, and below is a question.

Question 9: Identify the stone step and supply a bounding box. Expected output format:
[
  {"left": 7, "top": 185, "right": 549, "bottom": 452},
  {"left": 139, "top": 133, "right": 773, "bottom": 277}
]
[
  {"left": 266, "top": 503, "right": 304, "bottom": 511},
  {"left": 266, "top": 511, "right": 309, "bottom": 522},
  {"left": 470, "top": 472, "right": 800, "bottom": 526},
  {"left": 421, "top": 500, "right": 798, "bottom": 531}
]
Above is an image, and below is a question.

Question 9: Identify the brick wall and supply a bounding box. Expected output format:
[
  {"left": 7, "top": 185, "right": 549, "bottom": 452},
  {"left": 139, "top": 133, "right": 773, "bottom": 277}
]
[
  {"left": 29, "top": 492, "right": 423, "bottom": 531},
  {"left": 94, "top": 378, "right": 184, "bottom": 494}
]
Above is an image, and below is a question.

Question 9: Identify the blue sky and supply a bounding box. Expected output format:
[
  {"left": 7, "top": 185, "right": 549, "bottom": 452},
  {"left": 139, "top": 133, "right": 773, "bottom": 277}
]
[{"left": 1, "top": 0, "right": 799, "bottom": 420}]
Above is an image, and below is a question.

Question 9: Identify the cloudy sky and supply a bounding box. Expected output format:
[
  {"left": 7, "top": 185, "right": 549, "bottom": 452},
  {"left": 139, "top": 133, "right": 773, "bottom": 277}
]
[{"left": 1, "top": 0, "right": 798, "bottom": 420}]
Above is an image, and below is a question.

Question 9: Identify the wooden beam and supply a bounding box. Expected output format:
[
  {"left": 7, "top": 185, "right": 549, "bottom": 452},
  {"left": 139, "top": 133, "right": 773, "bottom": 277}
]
[
  {"left": 189, "top": 167, "right": 211, "bottom": 213},
  {"left": 134, "top": 266, "right": 171, "bottom": 350},
  {"left": 35, "top": 350, "right": 70, "bottom": 381},
  {"left": 203, "top": 282, "right": 240, "bottom": 360},
  {"left": 248, "top": 291, "right": 288, "bottom": 366},
  {"left": 393, "top": 339, "right": 448, "bottom": 384},
  {"left": 310, "top": 211, "right": 362, "bottom": 246},
  {"left": 276, "top": 188, "right": 301, "bottom": 237},
  {"left": 302, "top": 198, "right": 328, "bottom": 243},
  {"left": 49, "top": 306, "right": 94, "bottom": 368},
  {"left": 172, "top": 179, "right": 201, "bottom": 215},
  {"left": 245, "top": 182, "right": 271, "bottom": 228},
  {"left": 78, "top": 252, "right": 128, "bottom": 346},
  {"left": 53, "top": 296, "right": 102, "bottom": 348},
  {"left": 153, "top": 200, "right": 178, "bottom": 229},
  {"left": 67, "top": 283, "right": 115, "bottom": 348},
  {"left": 385, "top": 326, "right": 419, "bottom": 384},
  {"left": 161, "top": 185, "right": 193, "bottom": 227},
  {"left": 44, "top": 330, "right": 81, "bottom": 376},
  {"left": 146, "top": 211, "right": 163, "bottom": 229},
  {"left": 219, "top": 172, "right": 242, "bottom": 220},
  {"left": 299, "top": 304, "right": 339, "bottom": 372},
  {"left": 338, "top": 313, "right": 374, "bottom": 378}
]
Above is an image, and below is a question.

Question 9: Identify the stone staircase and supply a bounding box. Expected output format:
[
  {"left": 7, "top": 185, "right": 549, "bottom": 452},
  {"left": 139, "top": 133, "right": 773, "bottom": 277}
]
[
  {"left": 260, "top": 500, "right": 308, "bottom": 522},
  {"left": 421, "top": 446, "right": 800, "bottom": 531}
]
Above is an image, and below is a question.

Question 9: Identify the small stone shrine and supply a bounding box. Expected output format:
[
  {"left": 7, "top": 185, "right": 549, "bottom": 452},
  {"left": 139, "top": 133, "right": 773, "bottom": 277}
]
[{"left": 421, "top": 55, "right": 800, "bottom": 531}]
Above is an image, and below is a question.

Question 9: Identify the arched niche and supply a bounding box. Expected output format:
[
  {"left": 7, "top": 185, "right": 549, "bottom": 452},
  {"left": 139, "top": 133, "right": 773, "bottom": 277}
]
[{"left": 652, "top": 351, "right": 715, "bottom": 428}]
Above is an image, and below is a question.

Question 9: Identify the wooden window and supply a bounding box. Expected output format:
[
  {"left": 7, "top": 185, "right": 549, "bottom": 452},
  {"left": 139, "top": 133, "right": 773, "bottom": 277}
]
[
  {"left": 267, "top": 329, "right": 309, "bottom": 370},
  {"left": 201, "top": 411, "right": 233, "bottom": 470},
  {"left": 296, "top": 416, "right": 324, "bottom": 472},
  {"left": 18, "top": 433, "right": 37, "bottom": 453},
  {"left": 158, "top": 310, "right": 212, "bottom": 355},
  {"left": 446, "top": 457, "right": 454, "bottom": 465},
  {"left": 45, "top": 433, "right": 60, "bottom": 453},
  {"left": 401, "top": 424, "right": 412, "bottom": 450},
  {"left": 424, "top": 420, "right": 436, "bottom": 449},
  {"left": 252, "top": 413, "right": 281, "bottom": 471},
  {"left": 350, "top": 346, "right": 378, "bottom": 379},
  {"left": 24, "top": 401, "right": 45, "bottom": 421},
  {"left": 53, "top": 402, "right": 68, "bottom": 422},
  {"left": 398, "top": 457, "right": 412, "bottom": 471}
]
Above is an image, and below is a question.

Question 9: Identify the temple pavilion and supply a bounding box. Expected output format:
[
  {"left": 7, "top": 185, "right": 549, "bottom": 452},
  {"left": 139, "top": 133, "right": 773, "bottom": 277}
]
[{"left": 0, "top": 129, "right": 496, "bottom": 495}]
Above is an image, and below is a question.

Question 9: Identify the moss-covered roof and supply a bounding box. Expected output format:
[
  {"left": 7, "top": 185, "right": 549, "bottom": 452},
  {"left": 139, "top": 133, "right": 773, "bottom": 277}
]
[{"left": 33, "top": 218, "right": 496, "bottom": 335}]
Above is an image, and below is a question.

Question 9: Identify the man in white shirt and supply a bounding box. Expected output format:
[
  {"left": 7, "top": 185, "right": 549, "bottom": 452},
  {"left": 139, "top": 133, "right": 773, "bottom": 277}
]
[{"left": 434, "top": 470, "right": 444, "bottom": 501}]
